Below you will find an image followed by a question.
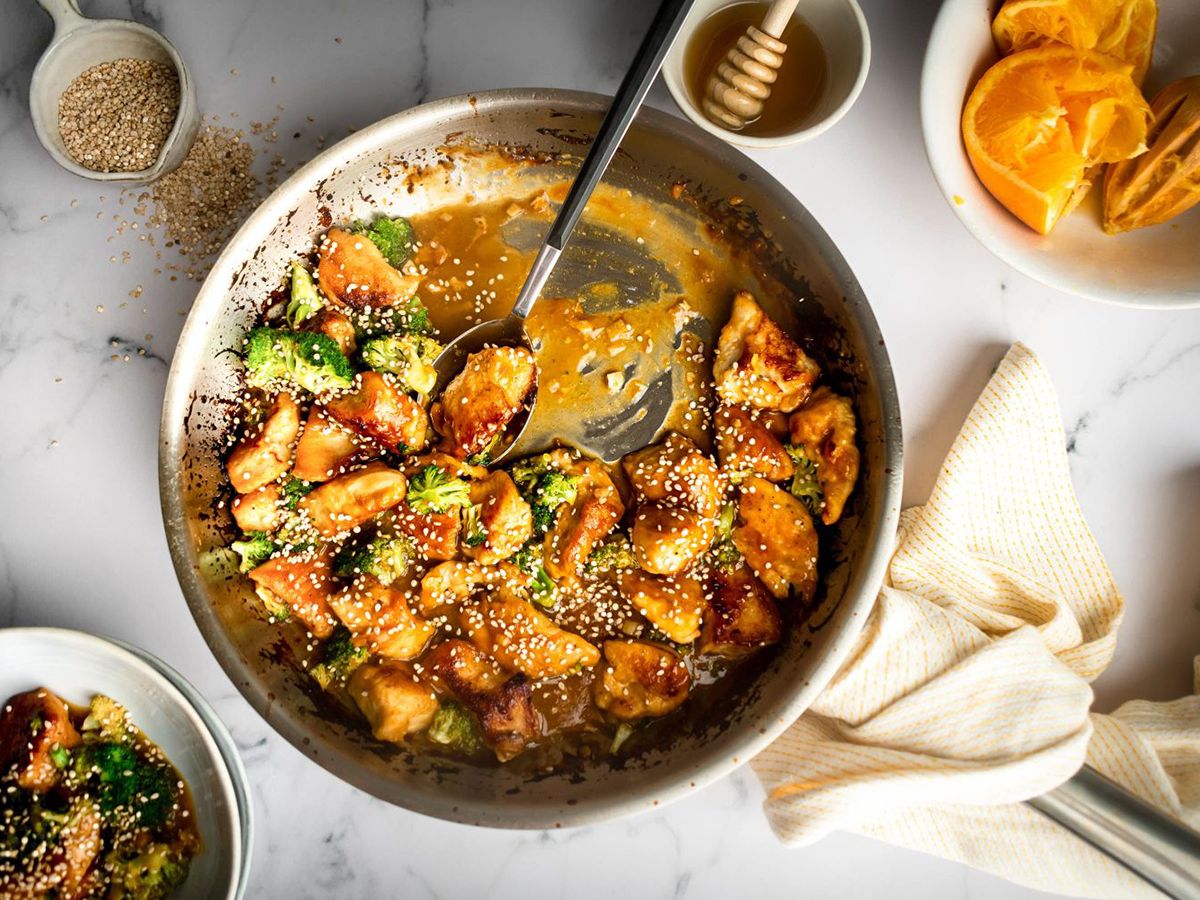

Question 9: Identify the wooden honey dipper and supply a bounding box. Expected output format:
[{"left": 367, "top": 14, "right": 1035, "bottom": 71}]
[{"left": 702, "top": 0, "right": 802, "bottom": 131}]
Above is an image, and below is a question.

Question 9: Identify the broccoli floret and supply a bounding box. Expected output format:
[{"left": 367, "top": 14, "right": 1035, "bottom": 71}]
[
  {"left": 586, "top": 534, "right": 637, "bottom": 573},
  {"left": 510, "top": 539, "right": 557, "bottom": 608},
  {"left": 310, "top": 626, "right": 368, "bottom": 691},
  {"left": 230, "top": 532, "right": 275, "bottom": 573},
  {"left": 406, "top": 465, "right": 471, "bottom": 515},
  {"left": 360, "top": 333, "right": 442, "bottom": 397},
  {"left": 49, "top": 743, "right": 71, "bottom": 769},
  {"left": 509, "top": 454, "right": 552, "bottom": 495},
  {"left": 710, "top": 502, "right": 742, "bottom": 573},
  {"left": 537, "top": 471, "right": 578, "bottom": 509},
  {"left": 466, "top": 434, "right": 502, "bottom": 467},
  {"left": 106, "top": 843, "right": 190, "bottom": 900},
  {"left": 280, "top": 475, "right": 314, "bottom": 510},
  {"left": 462, "top": 504, "right": 487, "bottom": 547},
  {"left": 510, "top": 456, "right": 578, "bottom": 536},
  {"left": 785, "top": 444, "right": 824, "bottom": 515},
  {"left": 332, "top": 534, "right": 415, "bottom": 585},
  {"left": 610, "top": 721, "right": 636, "bottom": 754},
  {"left": 285, "top": 261, "right": 325, "bottom": 327},
  {"left": 81, "top": 695, "right": 131, "bottom": 743},
  {"left": 73, "top": 743, "right": 174, "bottom": 828},
  {"left": 427, "top": 701, "right": 483, "bottom": 754},
  {"left": 244, "top": 327, "right": 354, "bottom": 395},
  {"left": 530, "top": 567, "right": 557, "bottom": 608},
  {"left": 350, "top": 216, "right": 415, "bottom": 269}
]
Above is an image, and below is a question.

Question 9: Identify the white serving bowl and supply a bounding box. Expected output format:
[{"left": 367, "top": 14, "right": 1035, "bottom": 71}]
[
  {"left": 663, "top": 0, "right": 870, "bottom": 148},
  {"left": 921, "top": 0, "right": 1200, "bottom": 308},
  {"left": 0, "top": 628, "right": 251, "bottom": 900}
]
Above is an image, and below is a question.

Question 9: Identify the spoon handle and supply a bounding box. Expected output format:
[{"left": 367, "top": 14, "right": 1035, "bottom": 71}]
[{"left": 511, "top": 0, "right": 695, "bottom": 319}]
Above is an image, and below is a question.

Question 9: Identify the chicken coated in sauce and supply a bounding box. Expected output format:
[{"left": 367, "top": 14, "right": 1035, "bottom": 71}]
[
  {"left": 713, "top": 291, "right": 820, "bottom": 413},
  {"left": 732, "top": 475, "right": 819, "bottom": 601},
  {"left": 430, "top": 346, "right": 536, "bottom": 458},
  {"left": 348, "top": 660, "right": 439, "bottom": 742},
  {"left": 226, "top": 391, "right": 300, "bottom": 493},
  {"left": 593, "top": 640, "right": 691, "bottom": 721},
  {"left": 788, "top": 387, "right": 860, "bottom": 525},
  {"left": 324, "top": 371, "right": 429, "bottom": 454},
  {"left": 318, "top": 227, "right": 422, "bottom": 308}
]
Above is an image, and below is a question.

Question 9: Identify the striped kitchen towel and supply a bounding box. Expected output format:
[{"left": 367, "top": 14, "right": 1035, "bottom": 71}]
[{"left": 753, "top": 343, "right": 1200, "bottom": 898}]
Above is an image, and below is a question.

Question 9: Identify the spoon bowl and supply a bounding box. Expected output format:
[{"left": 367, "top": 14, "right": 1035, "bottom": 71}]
[{"left": 29, "top": 0, "right": 199, "bottom": 184}]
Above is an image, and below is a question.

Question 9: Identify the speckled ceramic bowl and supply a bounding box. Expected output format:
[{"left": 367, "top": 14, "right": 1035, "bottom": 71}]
[{"left": 159, "top": 89, "right": 902, "bottom": 829}]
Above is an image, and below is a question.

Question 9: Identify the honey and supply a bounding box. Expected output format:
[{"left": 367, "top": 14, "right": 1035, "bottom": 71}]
[{"left": 685, "top": 1, "right": 827, "bottom": 137}]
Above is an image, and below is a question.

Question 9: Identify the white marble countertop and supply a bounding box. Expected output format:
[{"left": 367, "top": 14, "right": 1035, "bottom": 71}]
[{"left": 2, "top": 0, "right": 1197, "bottom": 897}]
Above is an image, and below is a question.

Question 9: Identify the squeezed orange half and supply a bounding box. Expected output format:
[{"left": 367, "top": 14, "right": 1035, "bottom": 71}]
[
  {"left": 961, "top": 46, "right": 1151, "bottom": 234},
  {"left": 992, "top": 0, "right": 1158, "bottom": 86}
]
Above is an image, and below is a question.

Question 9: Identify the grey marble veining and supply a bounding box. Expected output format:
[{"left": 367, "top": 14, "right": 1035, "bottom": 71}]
[{"left": 1, "top": 1, "right": 1198, "bottom": 898}]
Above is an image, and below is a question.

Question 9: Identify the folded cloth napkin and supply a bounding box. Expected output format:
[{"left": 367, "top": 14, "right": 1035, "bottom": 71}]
[{"left": 752, "top": 343, "right": 1200, "bottom": 899}]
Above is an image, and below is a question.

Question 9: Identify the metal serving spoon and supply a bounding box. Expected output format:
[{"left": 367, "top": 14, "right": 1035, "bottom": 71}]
[{"left": 431, "top": 0, "right": 695, "bottom": 464}]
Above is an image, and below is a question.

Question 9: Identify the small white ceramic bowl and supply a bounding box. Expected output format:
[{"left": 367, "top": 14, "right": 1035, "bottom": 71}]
[
  {"left": 663, "top": 0, "right": 870, "bottom": 148},
  {"left": 922, "top": 0, "right": 1200, "bottom": 308},
  {"left": 0, "top": 628, "right": 251, "bottom": 900},
  {"left": 29, "top": 0, "right": 199, "bottom": 184}
]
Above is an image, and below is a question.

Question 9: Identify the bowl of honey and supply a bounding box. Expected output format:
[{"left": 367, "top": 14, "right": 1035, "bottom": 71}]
[{"left": 663, "top": 0, "right": 870, "bottom": 148}]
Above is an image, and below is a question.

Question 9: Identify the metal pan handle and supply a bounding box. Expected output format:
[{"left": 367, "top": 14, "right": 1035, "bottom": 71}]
[{"left": 1026, "top": 764, "right": 1200, "bottom": 899}]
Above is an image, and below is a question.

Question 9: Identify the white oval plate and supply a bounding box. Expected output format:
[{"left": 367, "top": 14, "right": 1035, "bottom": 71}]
[
  {"left": 921, "top": 0, "right": 1200, "bottom": 308},
  {"left": 0, "top": 628, "right": 251, "bottom": 900}
]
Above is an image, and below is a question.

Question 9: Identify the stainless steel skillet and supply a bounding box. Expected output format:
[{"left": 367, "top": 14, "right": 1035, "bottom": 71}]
[{"left": 160, "top": 88, "right": 903, "bottom": 828}]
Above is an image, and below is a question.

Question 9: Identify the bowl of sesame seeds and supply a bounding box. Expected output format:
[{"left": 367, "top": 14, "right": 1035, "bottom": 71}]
[
  {"left": 0, "top": 628, "right": 252, "bottom": 898},
  {"left": 161, "top": 89, "right": 902, "bottom": 828},
  {"left": 29, "top": 0, "right": 199, "bottom": 183}
]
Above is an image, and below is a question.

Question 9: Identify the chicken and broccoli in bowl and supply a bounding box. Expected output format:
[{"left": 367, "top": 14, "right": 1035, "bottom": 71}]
[
  {"left": 0, "top": 690, "right": 200, "bottom": 899},
  {"left": 218, "top": 205, "right": 861, "bottom": 767}
]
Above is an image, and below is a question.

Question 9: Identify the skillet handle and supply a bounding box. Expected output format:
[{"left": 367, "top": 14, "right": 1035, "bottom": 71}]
[{"left": 1026, "top": 764, "right": 1200, "bottom": 900}]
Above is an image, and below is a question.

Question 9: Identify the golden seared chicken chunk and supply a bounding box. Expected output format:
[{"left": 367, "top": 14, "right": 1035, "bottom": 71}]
[
  {"left": 593, "top": 640, "right": 690, "bottom": 721},
  {"left": 732, "top": 476, "right": 818, "bottom": 601},
  {"left": 630, "top": 504, "right": 715, "bottom": 576},
  {"left": 463, "top": 597, "right": 601, "bottom": 678},
  {"left": 330, "top": 575, "right": 434, "bottom": 660},
  {"left": 348, "top": 660, "right": 439, "bottom": 742},
  {"left": 543, "top": 454, "right": 625, "bottom": 583},
  {"left": 788, "top": 387, "right": 860, "bottom": 525},
  {"left": 621, "top": 432, "right": 723, "bottom": 518},
  {"left": 325, "top": 371, "right": 429, "bottom": 455},
  {"left": 318, "top": 227, "right": 422, "bottom": 308},
  {"left": 226, "top": 392, "right": 300, "bottom": 493},
  {"left": 713, "top": 291, "right": 820, "bottom": 413},
  {"left": 715, "top": 404, "right": 795, "bottom": 484},
  {"left": 231, "top": 483, "right": 284, "bottom": 533},
  {"left": 0, "top": 689, "right": 82, "bottom": 792},
  {"left": 396, "top": 506, "right": 461, "bottom": 561},
  {"left": 248, "top": 549, "right": 339, "bottom": 637},
  {"left": 462, "top": 471, "right": 533, "bottom": 565},
  {"left": 303, "top": 307, "right": 357, "bottom": 355},
  {"left": 430, "top": 346, "right": 536, "bottom": 458},
  {"left": 700, "top": 566, "right": 783, "bottom": 657},
  {"left": 423, "top": 639, "right": 540, "bottom": 761},
  {"left": 292, "top": 406, "right": 379, "bottom": 483},
  {"left": 298, "top": 462, "right": 407, "bottom": 537},
  {"left": 617, "top": 569, "right": 705, "bottom": 643},
  {"left": 417, "top": 560, "right": 527, "bottom": 615}
]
